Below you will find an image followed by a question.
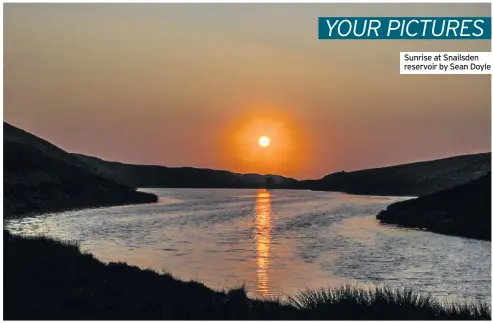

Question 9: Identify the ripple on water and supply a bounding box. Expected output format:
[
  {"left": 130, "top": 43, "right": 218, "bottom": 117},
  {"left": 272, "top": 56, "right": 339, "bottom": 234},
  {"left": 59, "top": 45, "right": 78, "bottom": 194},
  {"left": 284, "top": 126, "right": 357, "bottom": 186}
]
[{"left": 5, "top": 188, "right": 491, "bottom": 303}]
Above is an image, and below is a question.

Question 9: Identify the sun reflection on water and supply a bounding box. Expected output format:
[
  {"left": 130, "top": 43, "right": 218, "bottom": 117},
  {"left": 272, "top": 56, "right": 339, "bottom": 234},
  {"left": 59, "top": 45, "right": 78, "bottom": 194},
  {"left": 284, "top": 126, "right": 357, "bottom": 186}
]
[{"left": 255, "top": 189, "right": 272, "bottom": 297}]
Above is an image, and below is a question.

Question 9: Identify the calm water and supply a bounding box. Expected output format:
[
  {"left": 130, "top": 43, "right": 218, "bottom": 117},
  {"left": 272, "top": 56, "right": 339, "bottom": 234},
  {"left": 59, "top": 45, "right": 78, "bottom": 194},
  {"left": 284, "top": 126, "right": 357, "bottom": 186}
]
[{"left": 5, "top": 189, "right": 491, "bottom": 303}]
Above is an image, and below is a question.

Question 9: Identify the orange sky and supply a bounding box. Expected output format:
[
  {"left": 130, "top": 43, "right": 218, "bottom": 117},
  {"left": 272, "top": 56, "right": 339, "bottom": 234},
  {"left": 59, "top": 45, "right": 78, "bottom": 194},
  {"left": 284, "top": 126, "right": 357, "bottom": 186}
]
[{"left": 4, "top": 3, "right": 491, "bottom": 179}]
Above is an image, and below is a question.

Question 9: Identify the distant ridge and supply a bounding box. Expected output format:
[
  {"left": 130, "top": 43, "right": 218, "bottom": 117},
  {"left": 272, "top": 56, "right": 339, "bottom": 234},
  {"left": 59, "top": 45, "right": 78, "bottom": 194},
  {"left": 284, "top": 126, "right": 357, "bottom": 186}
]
[
  {"left": 297, "top": 152, "right": 491, "bottom": 196},
  {"left": 73, "top": 154, "right": 298, "bottom": 189},
  {"left": 74, "top": 150, "right": 490, "bottom": 196}
]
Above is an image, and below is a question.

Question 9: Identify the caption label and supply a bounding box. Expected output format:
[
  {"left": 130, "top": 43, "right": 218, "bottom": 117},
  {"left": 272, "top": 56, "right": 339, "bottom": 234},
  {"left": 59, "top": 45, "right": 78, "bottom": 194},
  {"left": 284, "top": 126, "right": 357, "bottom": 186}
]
[{"left": 400, "top": 52, "right": 492, "bottom": 74}]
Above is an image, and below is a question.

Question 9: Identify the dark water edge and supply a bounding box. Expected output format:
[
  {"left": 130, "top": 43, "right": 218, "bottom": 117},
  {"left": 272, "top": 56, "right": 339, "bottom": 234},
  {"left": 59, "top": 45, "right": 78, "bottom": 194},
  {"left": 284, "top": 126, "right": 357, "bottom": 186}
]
[
  {"left": 4, "top": 190, "right": 157, "bottom": 221},
  {"left": 4, "top": 230, "right": 490, "bottom": 320}
]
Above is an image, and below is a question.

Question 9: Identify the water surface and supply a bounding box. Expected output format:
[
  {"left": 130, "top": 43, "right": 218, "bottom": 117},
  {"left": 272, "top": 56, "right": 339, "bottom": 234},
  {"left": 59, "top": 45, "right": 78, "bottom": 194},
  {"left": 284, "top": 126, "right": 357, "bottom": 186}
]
[{"left": 6, "top": 189, "right": 490, "bottom": 302}]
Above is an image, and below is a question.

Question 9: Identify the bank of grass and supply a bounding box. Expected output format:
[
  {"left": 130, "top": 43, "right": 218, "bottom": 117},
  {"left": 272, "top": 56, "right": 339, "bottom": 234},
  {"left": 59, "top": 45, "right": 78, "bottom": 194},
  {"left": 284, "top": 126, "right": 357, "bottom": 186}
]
[
  {"left": 4, "top": 230, "right": 490, "bottom": 320},
  {"left": 289, "top": 286, "right": 490, "bottom": 320}
]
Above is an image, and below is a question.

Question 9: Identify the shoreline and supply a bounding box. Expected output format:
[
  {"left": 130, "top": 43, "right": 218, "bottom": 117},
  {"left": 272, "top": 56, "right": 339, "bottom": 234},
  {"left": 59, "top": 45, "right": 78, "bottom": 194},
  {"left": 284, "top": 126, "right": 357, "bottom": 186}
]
[
  {"left": 4, "top": 230, "right": 490, "bottom": 320},
  {"left": 377, "top": 173, "right": 491, "bottom": 241},
  {"left": 4, "top": 196, "right": 490, "bottom": 309},
  {"left": 3, "top": 195, "right": 158, "bottom": 221}
]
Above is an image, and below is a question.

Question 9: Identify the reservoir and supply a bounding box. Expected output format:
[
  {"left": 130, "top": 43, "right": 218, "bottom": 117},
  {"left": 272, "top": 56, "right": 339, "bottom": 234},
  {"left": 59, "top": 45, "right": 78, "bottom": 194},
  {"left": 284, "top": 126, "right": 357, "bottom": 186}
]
[{"left": 5, "top": 188, "right": 491, "bottom": 303}]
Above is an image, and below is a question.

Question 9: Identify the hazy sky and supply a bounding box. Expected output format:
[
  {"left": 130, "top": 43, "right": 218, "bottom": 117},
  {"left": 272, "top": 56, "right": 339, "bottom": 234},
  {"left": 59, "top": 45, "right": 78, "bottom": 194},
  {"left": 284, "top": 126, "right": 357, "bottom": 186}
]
[{"left": 4, "top": 3, "right": 491, "bottom": 179}]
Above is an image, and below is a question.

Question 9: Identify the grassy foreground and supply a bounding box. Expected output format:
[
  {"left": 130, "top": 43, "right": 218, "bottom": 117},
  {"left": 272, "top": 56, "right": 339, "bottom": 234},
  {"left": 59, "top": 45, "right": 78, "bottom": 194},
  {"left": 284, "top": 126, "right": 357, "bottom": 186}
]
[{"left": 4, "top": 230, "right": 490, "bottom": 320}]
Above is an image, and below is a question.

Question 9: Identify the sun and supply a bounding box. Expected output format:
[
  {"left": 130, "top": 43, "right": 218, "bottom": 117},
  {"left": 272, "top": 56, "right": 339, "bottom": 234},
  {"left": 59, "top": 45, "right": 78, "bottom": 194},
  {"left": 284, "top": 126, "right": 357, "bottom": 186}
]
[{"left": 259, "top": 136, "right": 270, "bottom": 147}]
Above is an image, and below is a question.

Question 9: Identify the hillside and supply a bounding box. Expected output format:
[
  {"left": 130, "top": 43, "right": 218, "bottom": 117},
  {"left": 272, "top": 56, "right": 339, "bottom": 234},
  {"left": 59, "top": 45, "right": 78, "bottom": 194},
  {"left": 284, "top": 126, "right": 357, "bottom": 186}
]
[
  {"left": 73, "top": 154, "right": 298, "bottom": 189},
  {"left": 300, "top": 153, "right": 491, "bottom": 196},
  {"left": 4, "top": 122, "right": 127, "bottom": 186},
  {"left": 377, "top": 173, "right": 491, "bottom": 240},
  {"left": 4, "top": 123, "right": 157, "bottom": 218}
]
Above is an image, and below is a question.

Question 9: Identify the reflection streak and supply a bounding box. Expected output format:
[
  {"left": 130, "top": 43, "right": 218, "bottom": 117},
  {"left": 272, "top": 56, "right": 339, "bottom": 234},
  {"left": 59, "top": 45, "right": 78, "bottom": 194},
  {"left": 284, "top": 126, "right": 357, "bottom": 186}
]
[{"left": 255, "top": 189, "right": 272, "bottom": 297}]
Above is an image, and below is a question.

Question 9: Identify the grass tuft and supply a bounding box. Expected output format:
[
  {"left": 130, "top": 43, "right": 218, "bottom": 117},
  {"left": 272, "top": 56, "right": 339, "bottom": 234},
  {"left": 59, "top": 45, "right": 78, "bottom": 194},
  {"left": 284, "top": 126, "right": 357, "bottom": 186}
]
[{"left": 287, "top": 285, "right": 490, "bottom": 320}]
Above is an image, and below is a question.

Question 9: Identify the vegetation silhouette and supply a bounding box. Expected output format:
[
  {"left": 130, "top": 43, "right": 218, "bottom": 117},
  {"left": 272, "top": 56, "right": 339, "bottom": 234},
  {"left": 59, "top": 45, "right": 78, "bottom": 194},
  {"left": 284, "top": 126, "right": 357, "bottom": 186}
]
[{"left": 4, "top": 231, "right": 490, "bottom": 320}]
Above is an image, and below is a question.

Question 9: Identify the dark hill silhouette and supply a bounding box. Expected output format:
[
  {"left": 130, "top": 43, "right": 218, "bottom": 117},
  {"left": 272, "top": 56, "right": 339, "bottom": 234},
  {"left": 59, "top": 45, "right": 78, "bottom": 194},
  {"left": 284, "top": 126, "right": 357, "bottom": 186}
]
[
  {"left": 4, "top": 122, "right": 491, "bottom": 221},
  {"left": 297, "top": 153, "right": 490, "bottom": 196},
  {"left": 4, "top": 123, "right": 157, "bottom": 218},
  {"left": 377, "top": 173, "right": 491, "bottom": 240},
  {"left": 74, "top": 153, "right": 490, "bottom": 194},
  {"left": 4, "top": 122, "right": 126, "bottom": 185},
  {"left": 73, "top": 154, "right": 298, "bottom": 189}
]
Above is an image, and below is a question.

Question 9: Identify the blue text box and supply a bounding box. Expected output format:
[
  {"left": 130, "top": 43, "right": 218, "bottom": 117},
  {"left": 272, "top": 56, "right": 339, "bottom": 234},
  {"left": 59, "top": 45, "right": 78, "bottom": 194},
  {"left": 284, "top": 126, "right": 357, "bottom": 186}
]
[{"left": 318, "top": 17, "right": 491, "bottom": 40}]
